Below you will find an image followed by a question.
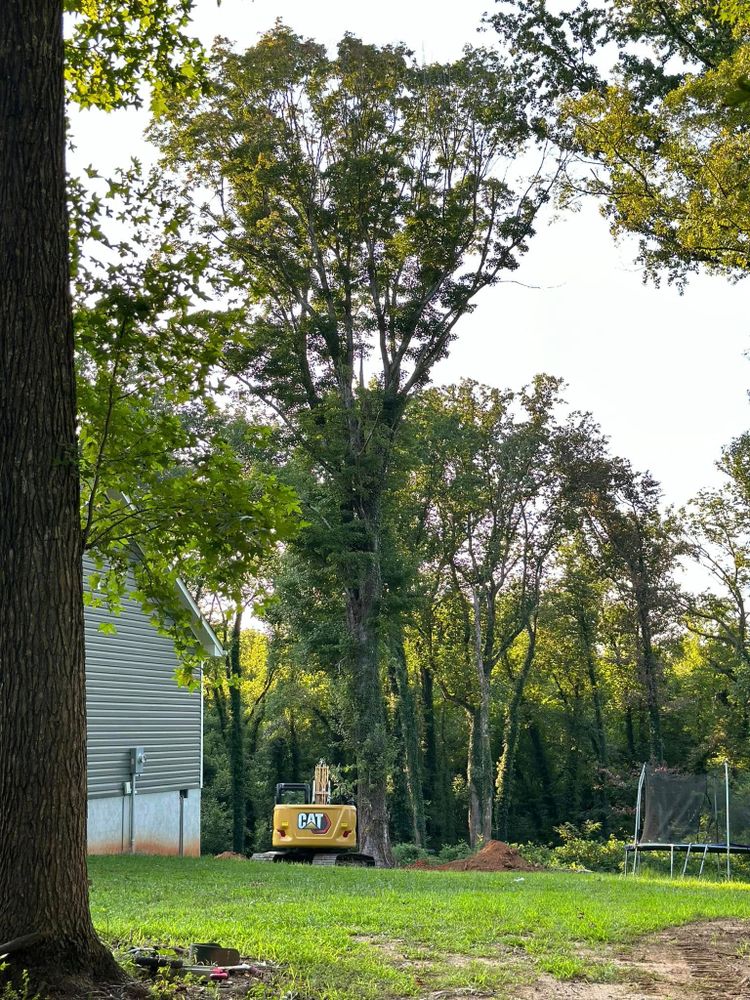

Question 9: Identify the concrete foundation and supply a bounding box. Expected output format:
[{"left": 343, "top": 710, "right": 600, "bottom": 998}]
[{"left": 88, "top": 787, "right": 200, "bottom": 857}]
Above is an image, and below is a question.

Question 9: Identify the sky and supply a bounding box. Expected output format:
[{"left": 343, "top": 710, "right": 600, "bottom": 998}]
[{"left": 68, "top": 0, "right": 750, "bottom": 511}]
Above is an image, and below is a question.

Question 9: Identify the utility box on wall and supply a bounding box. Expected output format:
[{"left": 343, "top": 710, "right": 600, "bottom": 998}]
[{"left": 129, "top": 746, "right": 147, "bottom": 775}]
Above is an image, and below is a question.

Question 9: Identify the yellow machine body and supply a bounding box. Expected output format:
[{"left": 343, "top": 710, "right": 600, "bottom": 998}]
[{"left": 272, "top": 803, "right": 358, "bottom": 850}]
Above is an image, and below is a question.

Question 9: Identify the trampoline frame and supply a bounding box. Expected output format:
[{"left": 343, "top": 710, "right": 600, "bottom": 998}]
[{"left": 624, "top": 762, "right": 750, "bottom": 879}]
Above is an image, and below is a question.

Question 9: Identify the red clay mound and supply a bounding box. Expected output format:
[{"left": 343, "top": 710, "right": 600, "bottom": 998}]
[{"left": 410, "top": 840, "right": 534, "bottom": 872}]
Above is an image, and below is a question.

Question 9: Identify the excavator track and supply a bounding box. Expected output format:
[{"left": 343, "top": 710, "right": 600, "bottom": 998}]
[
  {"left": 312, "top": 852, "right": 376, "bottom": 867},
  {"left": 251, "top": 850, "right": 375, "bottom": 866}
]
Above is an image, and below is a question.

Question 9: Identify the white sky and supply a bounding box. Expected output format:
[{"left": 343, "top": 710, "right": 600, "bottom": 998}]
[{"left": 68, "top": 0, "right": 750, "bottom": 511}]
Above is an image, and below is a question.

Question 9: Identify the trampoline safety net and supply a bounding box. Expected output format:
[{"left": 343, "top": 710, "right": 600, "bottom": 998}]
[
  {"left": 626, "top": 764, "right": 750, "bottom": 878},
  {"left": 639, "top": 766, "right": 750, "bottom": 848}
]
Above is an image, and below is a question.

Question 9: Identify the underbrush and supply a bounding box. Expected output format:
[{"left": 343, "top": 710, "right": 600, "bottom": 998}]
[
  {"left": 395, "top": 823, "right": 627, "bottom": 873},
  {"left": 392, "top": 839, "right": 473, "bottom": 867},
  {"left": 0, "top": 970, "right": 41, "bottom": 1000},
  {"left": 519, "top": 822, "right": 627, "bottom": 873}
]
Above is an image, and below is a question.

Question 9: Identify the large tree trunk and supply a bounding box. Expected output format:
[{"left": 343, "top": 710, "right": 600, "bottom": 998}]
[
  {"left": 466, "top": 702, "right": 493, "bottom": 847},
  {"left": 580, "top": 615, "right": 610, "bottom": 830},
  {"left": 0, "top": 0, "right": 118, "bottom": 988},
  {"left": 438, "top": 705, "right": 457, "bottom": 845},
  {"left": 385, "top": 656, "right": 412, "bottom": 842},
  {"left": 228, "top": 611, "right": 245, "bottom": 854},
  {"left": 245, "top": 708, "right": 264, "bottom": 852},
  {"left": 466, "top": 591, "right": 493, "bottom": 847},
  {"left": 495, "top": 627, "right": 537, "bottom": 840},
  {"left": 337, "top": 449, "right": 395, "bottom": 866},
  {"left": 390, "top": 631, "right": 426, "bottom": 847},
  {"left": 637, "top": 609, "right": 664, "bottom": 763},
  {"left": 420, "top": 662, "right": 439, "bottom": 847},
  {"left": 346, "top": 563, "right": 394, "bottom": 867}
]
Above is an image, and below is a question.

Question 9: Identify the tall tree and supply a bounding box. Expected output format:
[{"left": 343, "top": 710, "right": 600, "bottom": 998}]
[
  {"left": 72, "top": 175, "right": 300, "bottom": 658},
  {"left": 582, "top": 463, "right": 682, "bottom": 763},
  {"left": 0, "top": 1, "right": 117, "bottom": 985},
  {"left": 530, "top": 540, "right": 612, "bottom": 831},
  {"left": 682, "top": 463, "right": 750, "bottom": 758},
  {"left": 493, "top": 0, "right": 750, "bottom": 282},
  {"left": 1, "top": 0, "right": 244, "bottom": 987},
  {"left": 409, "top": 379, "right": 568, "bottom": 844},
  {"left": 206, "top": 622, "right": 276, "bottom": 854},
  {"left": 157, "top": 25, "right": 561, "bottom": 863}
]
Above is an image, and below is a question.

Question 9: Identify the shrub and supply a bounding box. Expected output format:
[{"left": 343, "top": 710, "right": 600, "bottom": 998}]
[
  {"left": 393, "top": 839, "right": 478, "bottom": 867},
  {"left": 392, "top": 842, "right": 432, "bottom": 867},
  {"left": 514, "top": 842, "right": 554, "bottom": 868},
  {"left": 200, "top": 795, "right": 232, "bottom": 856},
  {"left": 515, "top": 823, "right": 626, "bottom": 873},
  {"left": 552, "top": 826, "right": 625, "bottom": 873},
  {"left": 436, "top": 840, "right": 473, "bottom": 863}
]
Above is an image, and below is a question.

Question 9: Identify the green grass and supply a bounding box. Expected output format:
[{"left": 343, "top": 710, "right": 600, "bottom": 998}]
[{"left": 89, "top": 857, "right": 750, "bottom": 999}]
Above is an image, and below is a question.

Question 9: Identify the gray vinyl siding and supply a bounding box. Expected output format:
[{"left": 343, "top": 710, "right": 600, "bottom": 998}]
[{"left": 83, "top": 556, "right": 202, "bottom": 799}]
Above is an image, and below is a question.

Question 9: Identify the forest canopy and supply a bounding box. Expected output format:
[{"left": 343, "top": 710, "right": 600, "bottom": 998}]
[{"left": 129, "top": 15, "right": 750, "bottom": 860}]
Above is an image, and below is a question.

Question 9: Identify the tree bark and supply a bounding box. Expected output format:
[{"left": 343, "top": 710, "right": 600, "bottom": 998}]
[
  {"left": 420, "top": 663, "right": 439, "bottom": 847},
  {"left": 438, "top": 705, "right": 457, "bottom": 845},
  {"left": 334, "top": 420, "right": 396, "bottom": 865},
  {"left": 637, "top": 608, "right": 664, "bottom": 763},
  {"left": 346, "top": 557, "right": 394, "bottom": 866},
  {"left": 495, "top": 626, "right": 537, "bottom": 840},
  {"left": 465, "top": 589, "right": 493, "bottom": 847},
  {"left": 578, "top": 608, "right": 609, "bottom": 829},
  {"left": 390, "top": 631, "right": 426, "bottom": 847},
  {"left": 288, "top": 710, "right": 300, "bottom": 782},
  {"left": 228, "top": 611, "right": 245, "bottom": 854},
  {"left": 466, "top": 703, "right": 493, "bottom": 847},
  {"left": 0, "top": 0, "right": 118, "bottom": 986},
  {"left": 245, "top": 706, "right": 265, "bottom": 852},
  {"left": 385, "top": 656, "right": 411, "bottom": 842}
]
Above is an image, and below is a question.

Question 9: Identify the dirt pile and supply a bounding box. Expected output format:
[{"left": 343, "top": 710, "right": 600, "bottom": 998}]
[
  {"left": 214, "top": 851, "right": 247, "bottom": 861},
  {"left": 409, "top": 839, "right": 534, "bottom": 872}
]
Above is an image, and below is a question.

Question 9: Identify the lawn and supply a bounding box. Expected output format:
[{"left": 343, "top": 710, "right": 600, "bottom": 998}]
[{"left": 89, "top": 856, "right": 750, "bottom": 999}]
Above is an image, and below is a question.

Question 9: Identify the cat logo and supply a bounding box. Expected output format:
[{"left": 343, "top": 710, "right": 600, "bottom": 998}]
[{"left": 297, "top": 811, "right": 332, "bottom": 835}]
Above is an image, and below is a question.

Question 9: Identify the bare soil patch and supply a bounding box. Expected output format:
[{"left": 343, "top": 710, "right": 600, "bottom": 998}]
[
  {"left": 409, "top": 840, "right": 534, "bottom": 873},
  {"left": 356, "top": 918, "right": 750, "bottom": 999},
  {"left": 520, "top": 919, "right": 750, "bottom": 1000}
]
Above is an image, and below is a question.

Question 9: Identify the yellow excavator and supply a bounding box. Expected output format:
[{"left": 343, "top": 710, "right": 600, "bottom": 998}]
[{"left": 251, "top": 761, "right": 375, "bottom": 866}]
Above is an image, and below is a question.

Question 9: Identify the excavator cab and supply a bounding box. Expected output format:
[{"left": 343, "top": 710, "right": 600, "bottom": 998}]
[{"left": 274, "top": 783, "right": 311, "bottom": 805}]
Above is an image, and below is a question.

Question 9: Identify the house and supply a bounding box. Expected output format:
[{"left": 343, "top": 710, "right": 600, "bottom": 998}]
[{"left": 83, "top": 554, "right": 222, "bottom": 856}]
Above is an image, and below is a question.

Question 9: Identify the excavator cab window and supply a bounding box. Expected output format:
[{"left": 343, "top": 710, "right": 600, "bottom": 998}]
[{"left": 275, "top": 782, "right": 311, "bottom": 805}]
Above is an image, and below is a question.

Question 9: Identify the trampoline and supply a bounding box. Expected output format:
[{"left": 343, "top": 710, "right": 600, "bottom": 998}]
[{"left": 625, "top": 763, "right": 750, "bottom": 879}]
